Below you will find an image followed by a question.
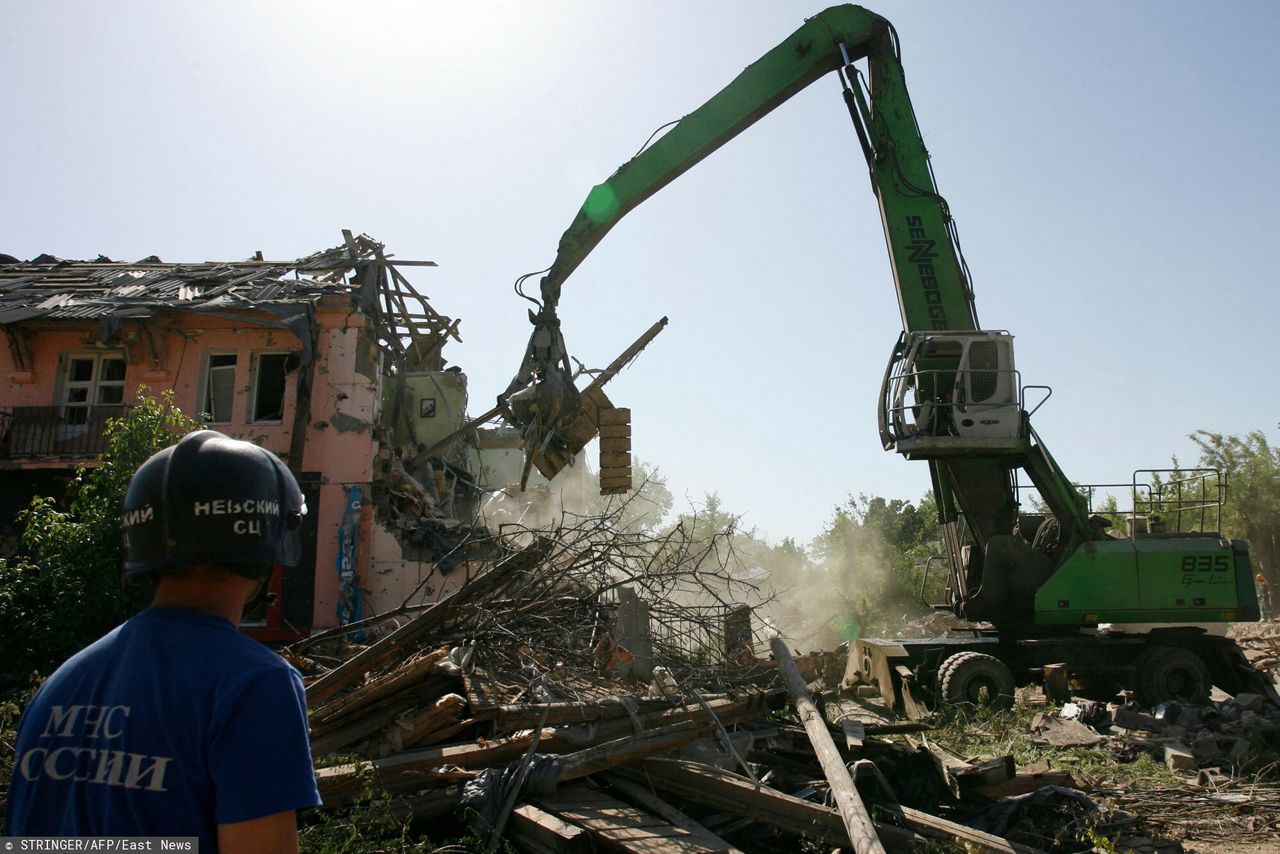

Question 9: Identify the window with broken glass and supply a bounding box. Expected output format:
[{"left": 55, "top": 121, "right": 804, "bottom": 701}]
[
  {"left": 61, "top": 353, "right": 126, "bottom": 426},
  {"left": 251, "top": 352, "right": 296, "bottom": 423},
  {"left": 201, "top": 353, "right": 238, "bottom": 423}
]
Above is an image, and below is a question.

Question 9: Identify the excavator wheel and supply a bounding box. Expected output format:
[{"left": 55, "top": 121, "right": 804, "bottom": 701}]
[
  {"left": 1134, "top": 645, "right": 1210, "bottom": 706},
  {"left": 938, "top": 651, "right": 1016, "bottom": 710}
]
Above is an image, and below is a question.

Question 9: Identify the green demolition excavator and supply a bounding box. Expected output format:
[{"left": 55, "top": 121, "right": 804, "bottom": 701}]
[{"left": 499, "top": 5, "right": 1271, "bottom": 712}]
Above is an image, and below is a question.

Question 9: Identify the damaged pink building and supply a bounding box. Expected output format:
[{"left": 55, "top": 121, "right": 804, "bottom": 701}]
[{"left": 0, "top": 231, "right": 586, "bottom": 640}]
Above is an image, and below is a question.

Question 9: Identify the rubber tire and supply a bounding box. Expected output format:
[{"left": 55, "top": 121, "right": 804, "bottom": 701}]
[
  {"left": 939, "top": 651, "right": 1016, "bottom": 710},
  {"left": 1134, "top": 645, "right": 1210, "bottom": 706},
  {"left": 933, "top": 654, "right": 962, "bottom": 701}
]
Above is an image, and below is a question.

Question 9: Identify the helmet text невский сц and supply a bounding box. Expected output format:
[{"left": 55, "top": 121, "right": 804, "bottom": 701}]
[{"left": 121, "top": 430, "right": 306, "bottom": 580}]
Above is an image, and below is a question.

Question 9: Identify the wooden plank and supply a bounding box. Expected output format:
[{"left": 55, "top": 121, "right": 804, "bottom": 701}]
[
  {"left": 598, "top": 425, "right": 631, "bottom": 439},
  {"left": 956, "top": 755, "right": 1016, "bottom": 787},
  {"left": 772, "top": 638, "right": 885, "bottom": 854},
  {"left": 509, "top": 804, "right": 592, "bottom": 853},
  {"left": 538, "top": 785, "right": 734, "bottom": 853},
  {"left": 599, "top": 465, "right": 633, "bottom": 476},
  {"left": 531, "top": 693, "right": 772, "bottom": 748},
  {"left": 579, "top": 317, "right": 667, "bottom": 393},
  {"left": 603, "top": 775, "right": 745, "bottom": 854},
  {"left": 600, "top": 451, "right": 632, "bottom": 467},
  {"left": 397, "top": 693, "right": 467, "bottom": 749},
  {"left": 597, "top": 407, "right": 631, "bottom": 426},
  {"left": 474, "top": 696, "right": 686, "bottom": 730}
]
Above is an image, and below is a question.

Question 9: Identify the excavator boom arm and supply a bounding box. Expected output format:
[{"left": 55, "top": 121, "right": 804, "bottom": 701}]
[{"left": 536, "top": 4, "right": 976, "bottom": 335}]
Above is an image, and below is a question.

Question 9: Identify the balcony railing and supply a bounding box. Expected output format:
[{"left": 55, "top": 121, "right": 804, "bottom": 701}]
[{"left": 0, "top": 405, "right": 127, "bottom": 459}]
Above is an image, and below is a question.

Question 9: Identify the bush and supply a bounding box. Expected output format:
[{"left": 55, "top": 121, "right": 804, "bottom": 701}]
[{"left": 0, "top": 390, "right": 200, "bottom": 688}]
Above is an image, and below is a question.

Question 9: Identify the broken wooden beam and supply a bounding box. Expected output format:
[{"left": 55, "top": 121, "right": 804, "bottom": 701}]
[
  {"left": 396, "top": 693, "right": 469, "bottom": 750},
  {"left": 316, "top": 727, "right": 548, "bottom": 806},
  {"left": 615, "top": 758, "right": 925, "bottom": 850},
  {"left": 474, "top": 695, "right": 711, "bottom": 730},
  {"left": 772, "top": 637, "right": 886, "bottom": 854},
  {"left": 310, "top": 697, "right": 418, "bottom": 757},
  {"left": 309, "top": 649, "right": 448, "bottom": 727},
  {"left": 557, "top": 720, "right": 713, "bottom": 780},
  {"left": 316, "top": 718, "right": 717, "bottom": 808},
  {"left": 555, "top": 691, "right": 777, "bottom": 748},
  {"left": 628, "top": 759, "right": 1039, "bottom": 854}
]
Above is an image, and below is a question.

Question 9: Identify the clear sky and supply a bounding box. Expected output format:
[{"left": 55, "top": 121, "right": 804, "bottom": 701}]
[{"left": 4, "top": 1, "right": 1278, "bottom": 545}]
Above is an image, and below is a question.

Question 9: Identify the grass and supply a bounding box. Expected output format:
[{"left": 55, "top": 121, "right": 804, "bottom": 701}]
[{"left": 927, "top": 697, "right": 1185, "bottom": 790}]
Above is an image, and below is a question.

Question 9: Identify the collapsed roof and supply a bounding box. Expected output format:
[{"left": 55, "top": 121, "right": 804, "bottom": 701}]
[{"left": 0, "top": 230, "right": 458, "bottom": 370}]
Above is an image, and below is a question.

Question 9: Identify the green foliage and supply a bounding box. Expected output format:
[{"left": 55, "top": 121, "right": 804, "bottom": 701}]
[
  {"left": 1191, "top": 428, "right": 1280, "bottom": 583},
  {"left": 0, "top": 678, "right": 42, "bottom": 797},
  {"left": 0, "top": 390, "right": 200, "bottom": 687},
  {"left": 298, "top": 798, "right": 419, "bottom": 853},
  {"left": 659, "top": 491, "right": 763, "bottom": 581},
  {"left": 807, "top": 492, "right": 944, "bottom": 640}
]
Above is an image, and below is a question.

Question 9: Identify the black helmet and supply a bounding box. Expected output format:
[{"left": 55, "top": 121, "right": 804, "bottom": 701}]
[{"left": 122, "top": 430, "right": 307, "bottom": 579}]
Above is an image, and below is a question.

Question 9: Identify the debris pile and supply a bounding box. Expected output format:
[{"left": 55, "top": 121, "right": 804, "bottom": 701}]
[
  {"left": 1230, "top": 619, "right": 1280, "bottom": 675},
  {"left": 1019, "top": 685, "right": 1280, "bottom": 846},
  {"left": 284, "top": 508, "right": 1187, "bottom": 854}
]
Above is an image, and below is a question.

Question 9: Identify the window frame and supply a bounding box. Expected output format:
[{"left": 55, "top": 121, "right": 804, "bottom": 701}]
[
  {"left": 249, "top": 350, "right": 296, "bottom": 425},
  {"left": 199, "top": 351, "right": 239, "bottom": 424},
  {"left": 57, "top": 351, "right": 127, "bottom": 425}
]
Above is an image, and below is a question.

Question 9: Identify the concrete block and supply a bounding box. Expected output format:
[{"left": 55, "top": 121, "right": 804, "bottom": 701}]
[{"left": 1164, "top": 743, "right": 1197, "bottom": 772}]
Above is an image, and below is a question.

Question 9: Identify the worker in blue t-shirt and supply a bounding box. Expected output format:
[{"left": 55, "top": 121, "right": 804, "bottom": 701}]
[{"left": 5, "top": 430, "right": 322, "bottom": 852}]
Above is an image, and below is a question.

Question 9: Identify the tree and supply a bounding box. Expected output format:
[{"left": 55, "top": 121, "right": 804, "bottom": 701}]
[
  {"left": 800, "top": 491, "right": 944, "bottom": 645},
  {"left": 0, "top": 391, "right": 200, "bottom": 686},
  {"left": 1190, "top": 428, "right": 1280, "bottom": 584},
  {"left": 565, "top": 459, "right": 674, "bottom": 533}
]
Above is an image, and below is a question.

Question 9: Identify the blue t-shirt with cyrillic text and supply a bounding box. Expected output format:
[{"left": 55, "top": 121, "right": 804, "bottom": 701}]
[{"left": 4, "top": 607, "right": 321, "bottom": 848}]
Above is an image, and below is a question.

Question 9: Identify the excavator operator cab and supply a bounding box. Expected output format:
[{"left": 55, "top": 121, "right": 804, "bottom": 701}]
[{"left": 879, "top": 330, "right": 1025, "bottom": 458}]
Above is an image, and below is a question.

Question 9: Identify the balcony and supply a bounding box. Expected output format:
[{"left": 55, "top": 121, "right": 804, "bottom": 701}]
[{"left": 0, "top": 405, "right": 127, "bottom": 460}]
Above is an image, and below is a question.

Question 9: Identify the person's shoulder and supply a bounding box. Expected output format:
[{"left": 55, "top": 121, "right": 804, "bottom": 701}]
[
  {"left": 142, "top": 608, "right": 297, "bottom": 677},
  {"left": 229, "top": 635, "right": 298, "bottom": 677}
]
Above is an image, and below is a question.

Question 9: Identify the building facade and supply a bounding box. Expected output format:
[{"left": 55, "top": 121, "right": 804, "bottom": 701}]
[{"left": 0, "top": 232, "right": 589, "bottom": 640}]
